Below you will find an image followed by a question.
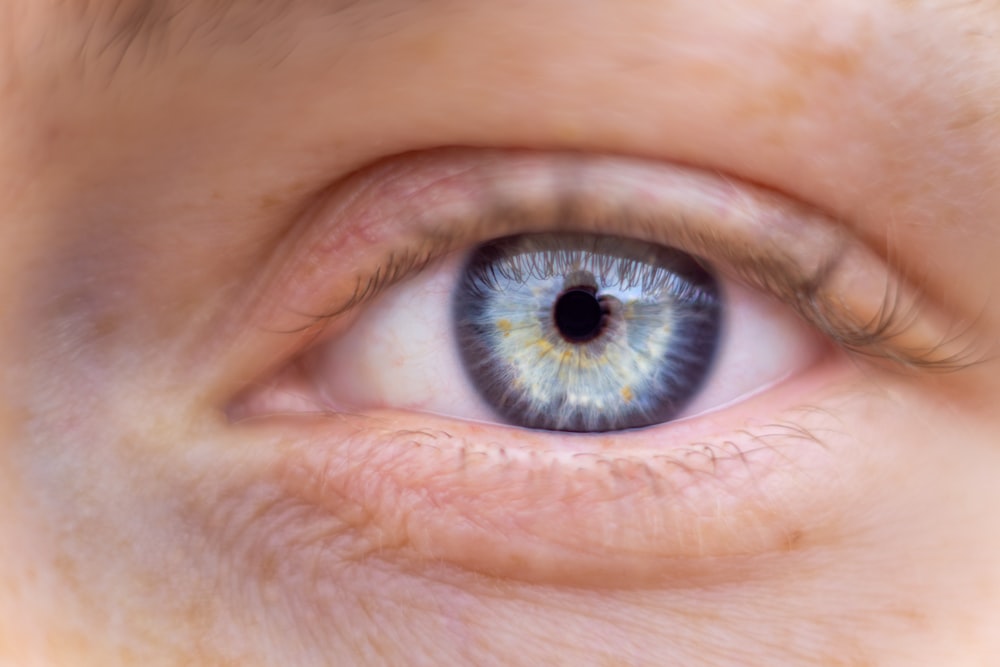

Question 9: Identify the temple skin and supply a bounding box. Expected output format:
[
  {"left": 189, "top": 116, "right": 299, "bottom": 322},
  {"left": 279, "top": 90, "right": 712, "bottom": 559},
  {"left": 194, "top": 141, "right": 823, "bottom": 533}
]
[{"left": 3, "top": 0, "right": 1000, "bottom": 665}]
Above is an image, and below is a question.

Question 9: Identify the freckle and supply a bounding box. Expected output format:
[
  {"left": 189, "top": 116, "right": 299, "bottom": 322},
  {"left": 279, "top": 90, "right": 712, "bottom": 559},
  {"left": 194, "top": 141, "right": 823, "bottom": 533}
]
[
  {"left": 771, "top": 87, "right": 806, "bottom": 115},
  {"left": 762, "top": 128, "right": 788, "bottom": 148},
  {"left": 890, "top": 606, "right": 929, "bottom": 629},
  {"left": 401, "top": 33, "right": 447, "bottom": 61},
  {"left": 783, "top": 529, "right": 805, "bottom": 550},
  {"left": 93, "top": 313, "right": 119, "bottom": 339},
  {"left": 684, "top": 59, "right": 734, "bottom": 84},
  {"left": 823, "top": 47, "right": 862, "bottom": 77},
  {"left": 258, "top": 194, "right": 281, "bottom": 211},
  {"left": 552, "top": 119, "right": 584, "bottom": 142},
  {"left": 799, "top": 35, "right": 863, "bottom": 77},
  {"left": 54, "top": 554, "right": 80, "bottom": 587}
]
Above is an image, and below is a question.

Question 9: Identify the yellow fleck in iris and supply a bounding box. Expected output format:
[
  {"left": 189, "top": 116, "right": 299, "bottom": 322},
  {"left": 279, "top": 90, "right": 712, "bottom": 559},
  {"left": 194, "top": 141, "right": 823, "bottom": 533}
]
[
  {"left": 496, "top": 319, "right": 513, "bottom": 336},
  {"left": 532, "top": 339, "right": 554, "bottom": 357},
  {"left": 621, "top": 386, "right": 634, "bottom": 403}
]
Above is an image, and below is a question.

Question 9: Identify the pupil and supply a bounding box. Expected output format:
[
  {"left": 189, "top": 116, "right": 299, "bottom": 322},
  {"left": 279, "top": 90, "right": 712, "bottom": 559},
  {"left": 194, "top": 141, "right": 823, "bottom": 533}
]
[{"left": 554, "top": 288, "right": 605, "bottom": 343}]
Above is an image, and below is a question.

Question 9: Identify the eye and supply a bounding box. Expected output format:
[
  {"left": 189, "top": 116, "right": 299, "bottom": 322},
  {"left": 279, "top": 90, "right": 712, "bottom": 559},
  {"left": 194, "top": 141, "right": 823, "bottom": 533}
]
[
  {"left": 308, "top": 231, "right": 824, "bottom": 432},
  {"left": 227, "top": 148, "right": 960, "bottom": 586}
]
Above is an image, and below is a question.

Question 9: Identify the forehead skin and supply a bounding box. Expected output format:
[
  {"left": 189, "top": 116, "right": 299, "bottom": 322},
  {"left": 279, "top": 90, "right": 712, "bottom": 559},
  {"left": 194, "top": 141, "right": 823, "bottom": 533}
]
[{"left": 3, "top": 0, "right": 1000, "bottom": 665}]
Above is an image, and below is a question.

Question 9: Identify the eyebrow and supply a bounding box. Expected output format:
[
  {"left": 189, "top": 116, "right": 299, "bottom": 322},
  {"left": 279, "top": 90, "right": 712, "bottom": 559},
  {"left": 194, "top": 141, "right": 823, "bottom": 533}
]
[{"left": 82, "top": 0, "right": 368, "bottom": 72}]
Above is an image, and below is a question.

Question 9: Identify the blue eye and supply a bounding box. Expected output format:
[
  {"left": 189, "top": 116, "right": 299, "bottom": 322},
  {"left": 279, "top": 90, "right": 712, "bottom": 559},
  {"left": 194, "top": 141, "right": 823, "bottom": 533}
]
[
  {"left": 302, "top": 225, "right": 823, "bottom": 433},
  {"left": 283, "top": 153, "right": 847, "bottom": 437},
  {"left": 453, "top": 233, "right": 721, "bottom": 432}
]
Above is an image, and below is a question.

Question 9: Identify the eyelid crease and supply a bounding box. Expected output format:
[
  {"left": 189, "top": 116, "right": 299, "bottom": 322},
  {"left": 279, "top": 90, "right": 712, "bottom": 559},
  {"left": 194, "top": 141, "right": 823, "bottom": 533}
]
[{"left": 281, "top": 149, "right": 980, "bottom": 375}]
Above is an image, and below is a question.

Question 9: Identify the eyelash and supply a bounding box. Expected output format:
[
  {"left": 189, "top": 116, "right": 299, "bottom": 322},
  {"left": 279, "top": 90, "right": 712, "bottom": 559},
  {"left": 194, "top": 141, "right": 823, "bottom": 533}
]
[{"left": 292, "top": 187, "right": 966, "bottom": 375}]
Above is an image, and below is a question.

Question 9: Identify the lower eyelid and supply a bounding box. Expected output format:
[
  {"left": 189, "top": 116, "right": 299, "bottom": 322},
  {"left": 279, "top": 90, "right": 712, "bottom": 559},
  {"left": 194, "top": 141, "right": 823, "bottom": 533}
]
[{"left": 253, "top": 360, "right": 852, "bottom": 588}]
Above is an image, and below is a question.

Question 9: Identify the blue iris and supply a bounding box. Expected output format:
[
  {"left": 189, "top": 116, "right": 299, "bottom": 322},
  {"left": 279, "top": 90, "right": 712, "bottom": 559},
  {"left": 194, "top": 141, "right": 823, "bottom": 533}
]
[{"left": 453, "top": 233, "right": 722, "bottom": 432}]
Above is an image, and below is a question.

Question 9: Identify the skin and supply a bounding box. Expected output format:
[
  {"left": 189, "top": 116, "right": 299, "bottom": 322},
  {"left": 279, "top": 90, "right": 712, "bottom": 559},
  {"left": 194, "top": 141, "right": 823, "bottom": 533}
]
[{"left": 3, "top": 0, "right": 1000, "bottom": 665}]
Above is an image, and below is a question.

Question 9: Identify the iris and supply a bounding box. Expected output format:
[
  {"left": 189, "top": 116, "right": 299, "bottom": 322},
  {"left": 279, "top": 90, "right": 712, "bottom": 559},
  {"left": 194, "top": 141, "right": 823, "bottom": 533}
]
[{"left": 453, "top": 233, "right": 722, "bottom": 432}]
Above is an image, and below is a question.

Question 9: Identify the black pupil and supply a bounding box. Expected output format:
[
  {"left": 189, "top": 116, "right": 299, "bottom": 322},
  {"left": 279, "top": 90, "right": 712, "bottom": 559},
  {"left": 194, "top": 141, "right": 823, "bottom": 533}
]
[{"left": 554, "top": 288, "right": 605, "bottom": 343}]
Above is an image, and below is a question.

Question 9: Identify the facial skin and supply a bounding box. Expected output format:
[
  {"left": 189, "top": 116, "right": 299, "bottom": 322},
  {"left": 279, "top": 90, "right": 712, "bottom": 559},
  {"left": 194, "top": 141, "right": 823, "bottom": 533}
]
[{"left": 3, "top": 0, "right": 1000, "bottom": 665}]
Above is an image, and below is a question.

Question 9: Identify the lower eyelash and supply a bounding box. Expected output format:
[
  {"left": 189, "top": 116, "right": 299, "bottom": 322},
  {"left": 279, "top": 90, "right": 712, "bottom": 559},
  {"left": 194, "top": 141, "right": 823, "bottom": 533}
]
[{"left": 267, "top": 405, "right": 838, "bottom": 587}]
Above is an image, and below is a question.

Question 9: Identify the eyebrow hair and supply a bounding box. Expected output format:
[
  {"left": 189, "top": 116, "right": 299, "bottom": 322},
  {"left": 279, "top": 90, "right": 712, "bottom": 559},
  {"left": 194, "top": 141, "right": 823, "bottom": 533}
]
[{"left": 81, "top": 0, "right": 367, "bottom": 73}]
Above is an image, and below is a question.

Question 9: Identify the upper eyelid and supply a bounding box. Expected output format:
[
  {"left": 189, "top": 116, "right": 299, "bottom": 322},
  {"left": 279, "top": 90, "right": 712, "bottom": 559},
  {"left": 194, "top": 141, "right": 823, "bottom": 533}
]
[{"left": 270, "top": 148, "right": 978, "bottom": 373}]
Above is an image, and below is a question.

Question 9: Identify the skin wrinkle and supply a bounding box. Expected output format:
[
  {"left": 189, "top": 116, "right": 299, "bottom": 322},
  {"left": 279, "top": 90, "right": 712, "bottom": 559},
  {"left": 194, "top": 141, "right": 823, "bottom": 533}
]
[{"left": 178, "top": 451, "right": 368, "bottom": 661}]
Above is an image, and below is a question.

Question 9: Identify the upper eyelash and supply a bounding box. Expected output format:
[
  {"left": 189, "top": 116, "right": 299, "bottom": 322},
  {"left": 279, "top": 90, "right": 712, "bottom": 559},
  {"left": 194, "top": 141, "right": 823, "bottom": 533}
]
[
  {"left": 729, "top": 232, "right": 985, "bottom": 373},
  {"left": 290, "top": 176, "right": 980, "bottom": 374},
  {"left": 329, "top": 247, "right": 438, "bottom": 320},
  {"left": 795, "top": 266, "right": 984, "bottom": 373},
  {"left": 280, "top": 240, "right": 450, "bottom": 334},
  {"left": 470, "top": 234, "right": 712, "bottom": 303}
]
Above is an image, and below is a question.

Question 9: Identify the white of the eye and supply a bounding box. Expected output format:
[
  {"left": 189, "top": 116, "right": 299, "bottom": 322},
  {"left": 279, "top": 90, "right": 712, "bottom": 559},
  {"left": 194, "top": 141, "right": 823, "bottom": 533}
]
[
  {"left": 311, "top": 252, "right": 825, "bottom": 426},
  {"left": 312, "top": 252, "right": 498, "bottom": 422},
  {"left": 677, "top": 279, "right": 823, "bottom": 419}
]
